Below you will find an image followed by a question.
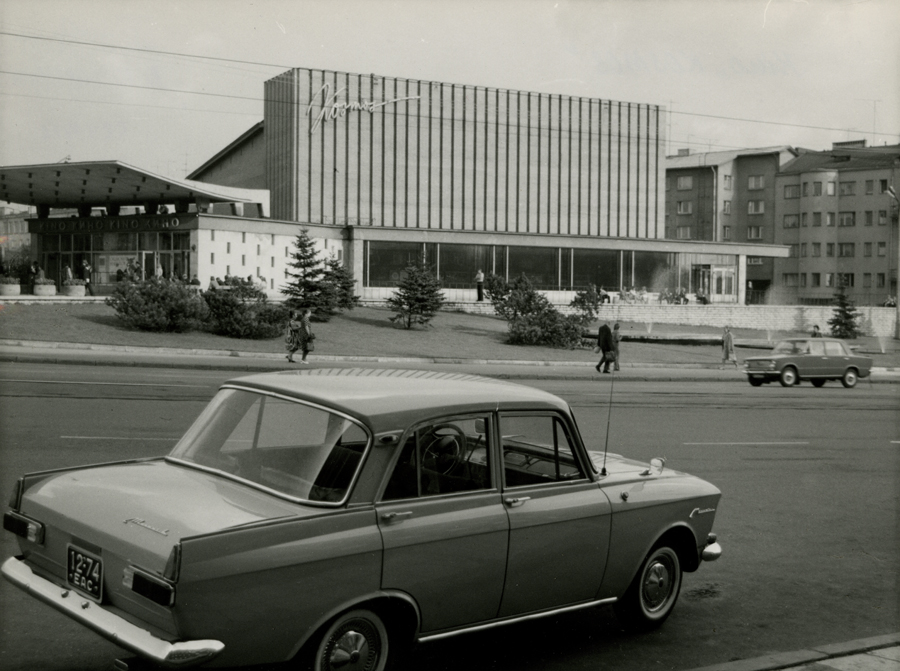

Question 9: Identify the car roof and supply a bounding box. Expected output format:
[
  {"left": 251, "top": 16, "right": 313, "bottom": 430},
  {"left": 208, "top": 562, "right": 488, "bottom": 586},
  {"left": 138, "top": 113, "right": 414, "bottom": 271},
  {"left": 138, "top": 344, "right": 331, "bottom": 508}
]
[{"left": 222, "top": 368, "right": 570, "bottom": 432}]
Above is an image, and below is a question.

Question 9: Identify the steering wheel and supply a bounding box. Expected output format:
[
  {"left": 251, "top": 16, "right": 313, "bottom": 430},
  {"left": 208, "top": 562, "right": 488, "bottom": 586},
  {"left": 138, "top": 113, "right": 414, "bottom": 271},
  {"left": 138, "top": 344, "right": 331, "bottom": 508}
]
[{"left": 422, "top": 424, "right": 468, "bottom": 475}]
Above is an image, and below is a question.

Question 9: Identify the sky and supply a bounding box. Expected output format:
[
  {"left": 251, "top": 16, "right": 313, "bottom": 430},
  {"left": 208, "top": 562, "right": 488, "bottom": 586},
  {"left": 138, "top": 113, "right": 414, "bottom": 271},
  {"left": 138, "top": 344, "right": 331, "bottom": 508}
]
[{"left": 1, "top": 0, "right": 898, "bottom": 194}]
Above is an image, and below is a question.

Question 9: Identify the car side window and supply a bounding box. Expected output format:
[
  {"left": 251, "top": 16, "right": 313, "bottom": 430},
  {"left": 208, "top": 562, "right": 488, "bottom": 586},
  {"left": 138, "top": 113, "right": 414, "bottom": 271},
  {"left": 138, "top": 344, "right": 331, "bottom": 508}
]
[
  {"left": 500, "top": 414, "right": 586, "bottom": 488},
  {"left": 382, "top": 415, "right": 492, "bottom": 500},
  {"left": 824, "top": 341, "right": 845, "bottom": 356},
  {"left": 808, "top": 341, "right": 826, "bottom": 356}
]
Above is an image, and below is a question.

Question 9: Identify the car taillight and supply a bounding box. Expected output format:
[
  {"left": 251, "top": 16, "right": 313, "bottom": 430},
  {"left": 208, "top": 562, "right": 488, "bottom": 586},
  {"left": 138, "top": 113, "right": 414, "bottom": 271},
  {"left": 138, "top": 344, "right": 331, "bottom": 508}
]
[
  {"left": 122, "top": 567, "right": 174, "bottom": 607},
  {"left": 3, "top": 511, "right": 45, "bottom": 544}
]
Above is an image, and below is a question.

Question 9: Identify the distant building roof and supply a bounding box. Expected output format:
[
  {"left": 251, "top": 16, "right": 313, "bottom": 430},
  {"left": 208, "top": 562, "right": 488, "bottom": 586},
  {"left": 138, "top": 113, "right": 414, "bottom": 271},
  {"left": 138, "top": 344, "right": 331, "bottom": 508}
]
[
  {"left": 666, "top": 146, "right": 797, "bottom": 170},
  {"left": 779, "top": 145, "right": 900, "bottom": 175},
  {"left": 186, "top": 122, "right": 264, "bottom": 182},
  {"left": 0, "top": 160, "right": 268, "bottom": 209}
]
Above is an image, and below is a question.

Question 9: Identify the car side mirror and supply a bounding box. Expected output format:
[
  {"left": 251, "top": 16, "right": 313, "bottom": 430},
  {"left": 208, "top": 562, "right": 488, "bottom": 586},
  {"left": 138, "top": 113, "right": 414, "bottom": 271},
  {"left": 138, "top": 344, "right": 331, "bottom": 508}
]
[{"left": 640, "top": 457, "right": 666, "bottom": 477}]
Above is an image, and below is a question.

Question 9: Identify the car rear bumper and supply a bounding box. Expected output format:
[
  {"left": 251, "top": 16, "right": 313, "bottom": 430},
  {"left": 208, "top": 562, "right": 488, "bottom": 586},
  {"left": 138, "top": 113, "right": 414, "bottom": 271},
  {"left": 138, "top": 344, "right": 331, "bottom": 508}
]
[{"left": 1, "top": 557, "right": 223, "bottom": 668}]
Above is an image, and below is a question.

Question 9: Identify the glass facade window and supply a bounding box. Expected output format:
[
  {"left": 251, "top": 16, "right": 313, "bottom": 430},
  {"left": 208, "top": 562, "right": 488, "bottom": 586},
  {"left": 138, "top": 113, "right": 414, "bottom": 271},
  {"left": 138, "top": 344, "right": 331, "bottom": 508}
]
[
  {"left": 508, "top": 246, "right": 559, "bottom": 289},
  {"left": 437, "top": 244, "right": 492, "bottom": 288},
  {"left": 633, "top": 251, "right": 676, "bottom": 292},
  {"left": 365, "top": 241, "right": 430, "bottom": 287},
  {"left": 573, "top": 249, "right": 619, "bottom": 290}
]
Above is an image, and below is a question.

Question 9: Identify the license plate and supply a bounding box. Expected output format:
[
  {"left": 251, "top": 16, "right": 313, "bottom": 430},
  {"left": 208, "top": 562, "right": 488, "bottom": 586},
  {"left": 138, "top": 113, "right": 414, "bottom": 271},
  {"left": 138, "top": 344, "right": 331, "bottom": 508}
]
[{"left": 67, "top": 545, "right": 103, "bottom": 601}]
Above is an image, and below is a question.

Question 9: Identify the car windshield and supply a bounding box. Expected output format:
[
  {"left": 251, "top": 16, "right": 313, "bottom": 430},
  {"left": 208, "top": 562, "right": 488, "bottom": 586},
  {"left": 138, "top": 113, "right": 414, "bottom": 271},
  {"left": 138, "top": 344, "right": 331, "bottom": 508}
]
[
  {"left": 772, "top": 340, "right": 809, "bottom": 355},
  {"left": 168, "top": 388, "right": 370, "bottom": 504}
]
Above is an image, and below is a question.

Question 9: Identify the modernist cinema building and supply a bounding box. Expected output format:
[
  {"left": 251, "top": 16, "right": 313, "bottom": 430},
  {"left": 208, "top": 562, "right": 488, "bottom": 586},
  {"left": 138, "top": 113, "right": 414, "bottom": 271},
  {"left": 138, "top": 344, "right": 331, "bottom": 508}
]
[{"left": 1, "top": 67, "right": 786, "bottom": 302}]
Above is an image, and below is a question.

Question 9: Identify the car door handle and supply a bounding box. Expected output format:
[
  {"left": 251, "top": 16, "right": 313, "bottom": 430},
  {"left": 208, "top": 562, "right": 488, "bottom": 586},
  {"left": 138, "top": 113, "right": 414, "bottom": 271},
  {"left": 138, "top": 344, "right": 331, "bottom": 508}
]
[
  {"left": 380, "top": 511, "right": 413, "bottom": 523},
  {"left": 504, "top": 497, "right": 531, "bottom": 507}
]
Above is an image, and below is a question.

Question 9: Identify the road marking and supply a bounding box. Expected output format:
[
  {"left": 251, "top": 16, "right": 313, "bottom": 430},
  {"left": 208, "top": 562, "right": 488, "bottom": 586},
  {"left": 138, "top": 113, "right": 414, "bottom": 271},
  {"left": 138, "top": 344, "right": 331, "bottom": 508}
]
[
  {"left": 683, "top": 442, "right": 810, "bottom": 446},
  {"left": 61, "top": 436, "right": 177, "bottom": 441},
  {"left": 4, "top": 379, "right": 210, "bottom": 388}
]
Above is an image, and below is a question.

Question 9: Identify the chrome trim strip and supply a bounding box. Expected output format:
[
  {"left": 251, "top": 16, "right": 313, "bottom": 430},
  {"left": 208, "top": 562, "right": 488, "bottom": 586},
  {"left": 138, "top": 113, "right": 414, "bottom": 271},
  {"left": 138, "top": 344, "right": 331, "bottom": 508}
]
[
  {"left": 1, "top": 557, "right": 223, "bottom": 668},
  {"left": 418, "top": 597, "right": 617, "bottom": 642}
]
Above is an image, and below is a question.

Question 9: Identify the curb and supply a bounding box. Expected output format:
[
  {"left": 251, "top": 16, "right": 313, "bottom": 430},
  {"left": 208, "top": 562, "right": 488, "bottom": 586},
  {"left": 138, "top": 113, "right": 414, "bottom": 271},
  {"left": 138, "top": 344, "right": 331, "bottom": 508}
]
[{"left": 685, "top": 632, "right": 900, "bottom": 671}]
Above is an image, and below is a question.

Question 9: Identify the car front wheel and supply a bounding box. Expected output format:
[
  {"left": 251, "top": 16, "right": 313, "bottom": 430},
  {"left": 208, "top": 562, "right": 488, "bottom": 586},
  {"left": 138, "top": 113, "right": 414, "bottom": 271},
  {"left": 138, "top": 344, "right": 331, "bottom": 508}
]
[
  {"left": 779, "top": 367, "right": 798, "bottom": 387},
  {"left": 841, "top": 369, "right": 858, "bottom": 388},
  {"left": 313, "top": 609, "right": 389, "bottom": 671},
  {"left": 614, "top": 545, "right": 682, "bottom": 631}
]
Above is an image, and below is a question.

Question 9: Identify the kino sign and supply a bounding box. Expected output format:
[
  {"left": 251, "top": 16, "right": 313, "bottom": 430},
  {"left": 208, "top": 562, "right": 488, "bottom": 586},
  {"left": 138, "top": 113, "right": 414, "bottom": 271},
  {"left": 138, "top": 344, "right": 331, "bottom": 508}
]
[
  {"left": 307, "top": 82, "right": 420, "bottom": 134},
  {"left": 34, "top": 216, "right": 187, "bottom": 233}
]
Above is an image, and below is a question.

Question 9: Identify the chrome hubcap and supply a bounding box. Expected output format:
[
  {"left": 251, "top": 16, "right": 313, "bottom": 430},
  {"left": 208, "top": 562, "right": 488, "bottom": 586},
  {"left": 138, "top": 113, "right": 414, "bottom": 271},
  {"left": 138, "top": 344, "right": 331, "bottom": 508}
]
[
  {"left": 327, "top": 626, "right": 376, "bottom": 671},
  {"left": 642, "top": 560, "right": 672, "bottom": 611}
]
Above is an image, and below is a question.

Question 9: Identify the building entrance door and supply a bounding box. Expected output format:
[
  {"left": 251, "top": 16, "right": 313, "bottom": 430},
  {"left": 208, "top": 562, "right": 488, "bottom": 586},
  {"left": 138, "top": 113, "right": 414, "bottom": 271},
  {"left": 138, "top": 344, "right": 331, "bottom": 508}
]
[{"left": 711, "top": 267, "right": 735, "bottom": 303}]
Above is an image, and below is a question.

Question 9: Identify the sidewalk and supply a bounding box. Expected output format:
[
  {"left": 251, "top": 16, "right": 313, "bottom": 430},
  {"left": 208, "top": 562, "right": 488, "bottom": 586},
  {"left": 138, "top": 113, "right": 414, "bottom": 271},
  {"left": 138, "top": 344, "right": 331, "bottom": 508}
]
[{"left": 687, "top": 633, "right": 900, "bottom": 671}]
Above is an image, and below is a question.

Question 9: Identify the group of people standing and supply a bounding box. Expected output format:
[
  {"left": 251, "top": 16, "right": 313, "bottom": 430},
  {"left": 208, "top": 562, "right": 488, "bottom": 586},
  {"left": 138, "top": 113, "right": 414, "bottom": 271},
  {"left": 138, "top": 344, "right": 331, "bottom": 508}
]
[{"left": 285, "top": 308, "right": 314, "bottom": 364}]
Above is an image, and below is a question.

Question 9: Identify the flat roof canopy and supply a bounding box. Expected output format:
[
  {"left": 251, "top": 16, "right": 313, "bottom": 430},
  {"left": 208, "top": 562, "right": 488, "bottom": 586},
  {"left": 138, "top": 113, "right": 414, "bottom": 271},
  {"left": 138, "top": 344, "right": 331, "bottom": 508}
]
[{"left": 0, "top": 160, "right": 267, "bottom": 209}]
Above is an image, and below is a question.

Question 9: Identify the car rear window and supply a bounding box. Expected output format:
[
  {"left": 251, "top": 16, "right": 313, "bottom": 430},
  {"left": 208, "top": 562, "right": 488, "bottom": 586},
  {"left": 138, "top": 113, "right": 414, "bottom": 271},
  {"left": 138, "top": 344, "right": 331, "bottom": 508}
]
[
  {"left": 168, "top": 388, "right": 370, "bottom": 504},
  {"left": 825, "top": 341, "right": 847, "bottom": 356}
]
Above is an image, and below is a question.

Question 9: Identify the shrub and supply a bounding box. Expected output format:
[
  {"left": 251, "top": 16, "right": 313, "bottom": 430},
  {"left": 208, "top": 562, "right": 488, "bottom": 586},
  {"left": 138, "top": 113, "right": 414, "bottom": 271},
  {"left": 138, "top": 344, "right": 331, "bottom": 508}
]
[
  {"left": 569, "top": 284, "right": 602, "bottom": 323},
  {"left": 63, "top": 278, "right": 86, "bottom": 286},
  {"left": 0, "top": 276, "right": 20, "bottom": 285},
  {"left": 203, "top": 283, "right": 288, "bottom": 339},
  {"left": 486, "top": 273, "right": 551, "bottom": 321},
  {"left": 34, "top": 278, "right": 56, "bottom": 285},
  {"left": 828, "top": 283, "right": 860, "bottom": 339},
  {"left": 508, "top": 305, "right": 586, "bottom": 348},
  {"left": 387, "top": 263, "right": 445, "bottom": 329},
  {"left": 105, "top": 278, "right": 207, "bottom": 332}
]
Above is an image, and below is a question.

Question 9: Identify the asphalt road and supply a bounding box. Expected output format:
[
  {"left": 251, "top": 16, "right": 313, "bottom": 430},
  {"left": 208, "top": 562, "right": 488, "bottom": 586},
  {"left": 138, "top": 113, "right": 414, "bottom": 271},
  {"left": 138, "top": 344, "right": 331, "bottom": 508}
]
[{"left": 0, "top": 362, "right": 897, "bottom": 671}]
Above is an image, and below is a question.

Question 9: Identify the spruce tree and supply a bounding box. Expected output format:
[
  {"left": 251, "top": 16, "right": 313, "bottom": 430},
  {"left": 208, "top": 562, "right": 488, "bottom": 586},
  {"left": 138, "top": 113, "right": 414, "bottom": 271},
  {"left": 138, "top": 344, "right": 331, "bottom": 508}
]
[
  {"left": 323, "top": 256, "right": 361, "bottom": 312},
  {"left": 827, "top": 282, "right": 860, "bottom": 339},
  {"left": 387, "top": 263, "right": 445, "bottom": 329}
]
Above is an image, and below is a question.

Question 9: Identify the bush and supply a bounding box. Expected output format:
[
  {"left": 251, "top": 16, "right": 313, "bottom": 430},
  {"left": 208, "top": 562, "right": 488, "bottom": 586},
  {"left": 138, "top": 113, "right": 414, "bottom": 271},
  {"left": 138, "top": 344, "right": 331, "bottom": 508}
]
[
  {"left": 486, "top": 273, "right": 551, "bottom": 321},
  {"left": 569, "top": 284, "right": 602, "bottom": 323},
  {"left": 203, "top": 283, "right": 288, "bottom": 339},
  {"left": 0, "top": 276, "right": 20, "bottom": 285},
  {"left": 63, "top": 278, "right": 86, "bottom": 286},
  {"left": 34, "top": 278, "right": 56, "bottom": 285},
  {"left": 105, "top": 278, "right": 208, "bottom": 332}
]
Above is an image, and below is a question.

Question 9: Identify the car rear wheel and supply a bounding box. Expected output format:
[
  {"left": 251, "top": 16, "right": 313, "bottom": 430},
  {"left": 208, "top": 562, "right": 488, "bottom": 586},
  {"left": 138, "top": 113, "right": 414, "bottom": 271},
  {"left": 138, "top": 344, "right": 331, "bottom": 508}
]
[
  {"left": 811, "top": 379, "right": 826, "bottom": 388},
  {"left": 313, "top": 609, "right": 389, "bottom": 671},
  {"left": 748, "top": 377, "right": 764, "bottom": 387},
  {"left": 614, "top": 545, "right": 682, "bottom": 631},
  {"left": 779, "top": 367, "right": 798, "bottom": 387},
  {"left": 841, "top": 369, "right": 858, "bottom": 388}
]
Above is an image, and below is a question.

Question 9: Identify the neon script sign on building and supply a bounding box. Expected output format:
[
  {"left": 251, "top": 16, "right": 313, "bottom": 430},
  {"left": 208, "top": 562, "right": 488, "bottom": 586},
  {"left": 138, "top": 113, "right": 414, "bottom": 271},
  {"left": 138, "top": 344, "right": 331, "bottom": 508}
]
[{"left": 307, "top": 83, "right": 420, "bottom": 134}]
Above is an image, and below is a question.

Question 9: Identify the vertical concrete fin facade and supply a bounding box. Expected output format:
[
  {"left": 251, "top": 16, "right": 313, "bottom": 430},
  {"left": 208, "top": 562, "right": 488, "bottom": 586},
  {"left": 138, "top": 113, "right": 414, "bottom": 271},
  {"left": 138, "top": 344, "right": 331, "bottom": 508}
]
[{"left": 265, "top": 68, "right": 665, "bottom": 238}]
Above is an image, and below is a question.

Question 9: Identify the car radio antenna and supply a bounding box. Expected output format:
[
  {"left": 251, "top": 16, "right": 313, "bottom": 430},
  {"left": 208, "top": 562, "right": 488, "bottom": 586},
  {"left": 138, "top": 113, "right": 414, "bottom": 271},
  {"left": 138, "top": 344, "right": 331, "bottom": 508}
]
[{"left": 601, "top": 371, "right": 615, "bottom": 476}]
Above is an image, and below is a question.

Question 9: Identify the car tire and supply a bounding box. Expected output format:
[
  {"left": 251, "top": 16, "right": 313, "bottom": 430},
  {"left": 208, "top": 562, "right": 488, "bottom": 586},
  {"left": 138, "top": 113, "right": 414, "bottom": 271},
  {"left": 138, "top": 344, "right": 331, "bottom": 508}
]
[
  {"left": 811, "top": 379, "right": 826, "bottom": 388},
  {"left": 313, "top": 609, "right": 389, "bottom": 671},
  {"left": 779, "top": 367, "right": 798, "bottom": 387},
  {"left": 841, "top": 369, "right": 858, "bottom": 388},
  {"left": 748, "top": 377, "right": 763, "bottom": 387},
  {"left": 614, "top": 545, "right": 682, "bottom": 632}
]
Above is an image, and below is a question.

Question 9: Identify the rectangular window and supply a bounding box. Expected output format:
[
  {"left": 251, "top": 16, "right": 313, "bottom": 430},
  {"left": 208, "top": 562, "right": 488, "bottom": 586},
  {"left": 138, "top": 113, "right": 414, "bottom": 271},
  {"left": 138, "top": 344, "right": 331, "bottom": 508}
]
[
  {"left": 784, "top": 184, "right": 800, "bottom": 199},
  {"left": 227, "top": 242, "right": 231, "bottom": 253},
  {"left": 788, "top": 244, "right": 799, "bottom": 258},
  {"left": 665, "top": 177, "right": 671, "bottom": 191},
  {"left": 825, "top": 273, "right": 834, "bottom": 288},
  {"left": 676, "top": 175, "right": 693, "bottom": 190},
  {"left": 271, "top": 234, "right": 275, "bottom": 245},
  {"left": 676, "top": 201, "right": 693, "bottom": 214},
  {"left": 865, "top": 211, "right": 874, "bottom": 226},
  {"left": 865, "top": 180, "right": 874, "bottom": 195},
  {"left": 783, "top": 214, "right": 800, "bottom": 228},
  {"left": 863, "top": 273, "right": 872, "bottom": 288},
  {"left": 241, "top": 254, "right": 246, "bottom": 266},
  {"left": 747, "top": 257, "right": 763, "bottom": 265},
  {"left": 500, "top": 414, "right": 585, "bottom": 487},
  {"left": 257, "top": 244, "right": 261, "bottom": 255},
  {"left": 800, "top": 243, "right": 807, "bottom": 257},
  {"left": 782, "top": 273, "right": 799, "bottom": 287},
  {"left": 838, "top": 273, "right": 854, "bottom": 288},
  {"left": 881, "top": 179, "right": 889, "bottom": 193},
  {"left": 748, "top": 175, "right": 765, "bottom": 190},
  {"left": 877, "top": 273, "right": 886, "bottom": 288},
  {"left": 878, "top": 242, "right": 887, "bottom": 256},
  {"left": 838, "top": 243, "right": 855, "bottom": 258},
  {"left": 801, "top": 212, "right": 808, "bottom": 227},
  {"left": 723, "top": 200, "right": 731, "bottom": 214},
  {"left": 826, "top": 243, "right": 835, "bottom": 257},
  {"left": 811, "top": 273, "right": 821, "bottom": 287},
  {"left": 814, "top": 182, "right": 822, "bottom": 196},
  {"left": 839, "top": 181, "right": 855, "bottom": 196},
  {"left": 271, "top": 257, "right": 275, "bottom": 267},
  {"left": 826, "top": 212, "right": 835, "bottom": 226},
  {"left": 748, "top": 201, "right": 765, "bottom": 214},
  {"left": 211, "top": 230, "right": 216, "bottom": 241},
  {"left": 747, "top": 226, "right": 763, "bottom": 240},
  {"left": 864, "top": 242, "right": 872, "bottom": 257},
  {"left": 676, "top": 226, "right": 692, "bottom": 239},
  {"left": 812, "top": 212, "right": 822, "bottom": 227},
  {"left": 210, "top": 253, "right": 215, "bottom": 264},
  {"left": 722, "top": 225, "right": 731, "bottom": 240},
  {"left": 878, "top": 210, "right": 887, "bottom": 225},
  {"left": 242, "top": 232, "right": 246, "bottom": 243},
  {"left": 826, "top": 181, "right": 835, "bottom": 196},
  {"left": 838, "top": 212, "right": 856, "bottom": 227},
  {"left": 723, "top": 175, "right": 732, "bottom": 190},
  {"left": 802, "top": 182, "right": 809, "bottom": 196},
  {"left": 812, "top": 243, "right": 821, "bottom": 257},
  {"left": 800, "top": 274, "right": 807, "bottom": 288}
]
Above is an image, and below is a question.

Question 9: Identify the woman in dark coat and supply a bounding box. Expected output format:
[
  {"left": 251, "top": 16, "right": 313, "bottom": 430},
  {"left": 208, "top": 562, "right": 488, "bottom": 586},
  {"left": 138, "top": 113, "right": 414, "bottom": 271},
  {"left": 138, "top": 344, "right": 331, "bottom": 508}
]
[{"left": 285, "top": 309, "right": 313, "bottom": 364}]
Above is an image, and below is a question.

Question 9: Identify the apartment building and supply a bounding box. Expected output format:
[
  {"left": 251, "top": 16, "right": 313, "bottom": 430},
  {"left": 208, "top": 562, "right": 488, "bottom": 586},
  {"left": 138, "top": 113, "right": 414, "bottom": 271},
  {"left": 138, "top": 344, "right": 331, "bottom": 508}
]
[
  {"left": 774, "top": 142, "right": 900, "bottom": 306},
  {"left": 665, "top": 146, "right": 797, "bottom": 301}
]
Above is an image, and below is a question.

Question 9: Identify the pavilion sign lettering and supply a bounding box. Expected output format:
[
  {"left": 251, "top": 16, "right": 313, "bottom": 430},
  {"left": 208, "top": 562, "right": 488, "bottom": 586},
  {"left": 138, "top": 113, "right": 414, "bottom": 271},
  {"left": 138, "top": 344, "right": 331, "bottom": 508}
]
[
  {"left": 307, "top": 82, "right": 420, "bottom": 134},
  {"left": 32, "top": 216, "right": 191, "bottom": 234}
]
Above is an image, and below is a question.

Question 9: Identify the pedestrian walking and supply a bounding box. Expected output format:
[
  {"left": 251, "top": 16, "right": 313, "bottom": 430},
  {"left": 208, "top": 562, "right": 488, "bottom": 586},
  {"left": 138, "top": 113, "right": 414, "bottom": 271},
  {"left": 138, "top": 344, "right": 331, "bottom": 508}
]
[
  {"left": 81, "top": 259, "right": 95, "bottom": 296},
  {"left": 475, "top": 269, "right": 485, "bottom": 302},
  {"left": 594, "top": 321, "right": 615, "bottom": 374},
  {"left": 810, "top": 324, "right": 822, "bottom": 337},
  {"left": 285, "top": 308, "right": 314, "bottom": 364},
  {"left": 721, "top": 326, "right": 739, "bottom": 368},
  {"left": 612, "top": 322, "right": 621, "bottom": 371},
  {"left": 63, "top": 264, "right": 74, "bottom": 282}
]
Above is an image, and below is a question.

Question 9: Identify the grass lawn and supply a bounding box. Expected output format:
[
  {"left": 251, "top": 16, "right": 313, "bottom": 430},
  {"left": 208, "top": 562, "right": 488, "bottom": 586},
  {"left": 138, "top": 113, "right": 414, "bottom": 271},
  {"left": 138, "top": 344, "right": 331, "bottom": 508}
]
[{"left": 1, "top": 302, "right": 897, "bottom": 366}]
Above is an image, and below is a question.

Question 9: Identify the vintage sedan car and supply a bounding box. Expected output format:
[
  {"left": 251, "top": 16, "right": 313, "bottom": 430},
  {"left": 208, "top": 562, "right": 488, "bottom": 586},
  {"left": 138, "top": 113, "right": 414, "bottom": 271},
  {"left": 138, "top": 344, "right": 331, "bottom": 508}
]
[
  {"left": 3, "top": 369, "right": 722, "bottom": 670},
  {"left": 744, "top": 337, "right": 872, "bottom": 388}
]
